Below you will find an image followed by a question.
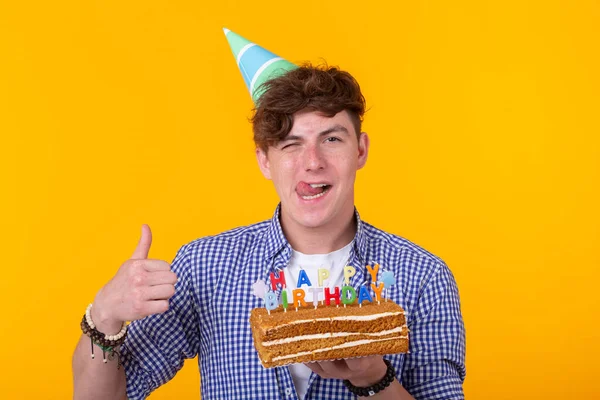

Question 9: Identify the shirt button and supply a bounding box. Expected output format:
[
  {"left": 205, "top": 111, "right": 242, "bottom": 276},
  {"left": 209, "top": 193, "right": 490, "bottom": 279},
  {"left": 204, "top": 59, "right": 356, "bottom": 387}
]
[{"left": 285, "top": 388, "right": 293, "bottom": 396}]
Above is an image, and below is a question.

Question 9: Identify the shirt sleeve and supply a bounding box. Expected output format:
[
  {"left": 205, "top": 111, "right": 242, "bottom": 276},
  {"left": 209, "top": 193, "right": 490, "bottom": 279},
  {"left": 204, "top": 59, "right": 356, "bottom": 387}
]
[
  {"left": 401, "top": 261, "right": 466, "bottom": 400},
  {"left": 120, "top": 244, "right": 200, "bottom": 400}
]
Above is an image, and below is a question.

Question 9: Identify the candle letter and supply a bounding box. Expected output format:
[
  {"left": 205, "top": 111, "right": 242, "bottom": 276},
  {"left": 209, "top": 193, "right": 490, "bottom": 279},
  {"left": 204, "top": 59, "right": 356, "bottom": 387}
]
[
  {"left": 269, "top": 271, "right": 286, "bottom": 291},
  {"left": 366, "top": 263, "right": 380, "bottom": 282},
  {"left": 264, "top": 292, "right": 278, "bottom": 311},
  {"left": 281, "top": 289, "right": 289, "bottom": 311},
  {"left": 324, "top": 287, "right": 340, "bottom": 306},
  {"left": 357, "top": 285, "right": 373, "bottom": 304},
  {"left": 308, "top": 287, "right": 321, "bottom": 307},
  {"left": 343, "top": 266, "right": 356, "bottom": 285},
  {"left": 341, "top": 285, "right": 357, "bottom": 305},
  {"left": 370, "top": 282, "right": 384, "bottom": 302},
  {"left": 292, "top": 289, "right": 307, "bottom": 308},
  {"left": 318, "top": 268, "right": 329, "bottom": 287},
  {"left": 297, "top": 270, "right": 312, "bottom": 287}
]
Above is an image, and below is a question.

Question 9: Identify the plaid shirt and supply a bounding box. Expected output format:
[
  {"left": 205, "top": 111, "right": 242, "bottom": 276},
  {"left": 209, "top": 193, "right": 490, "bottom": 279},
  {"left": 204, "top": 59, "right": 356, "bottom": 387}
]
[{"left": 122, "top": 205, "right": 466, "bottom": 399}]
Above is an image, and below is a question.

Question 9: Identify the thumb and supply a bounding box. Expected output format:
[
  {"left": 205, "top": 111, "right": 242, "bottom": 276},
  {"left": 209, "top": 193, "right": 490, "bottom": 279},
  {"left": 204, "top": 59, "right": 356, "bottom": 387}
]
[{"left": 131, "top": 224, "right": 152, "bottom": 259}]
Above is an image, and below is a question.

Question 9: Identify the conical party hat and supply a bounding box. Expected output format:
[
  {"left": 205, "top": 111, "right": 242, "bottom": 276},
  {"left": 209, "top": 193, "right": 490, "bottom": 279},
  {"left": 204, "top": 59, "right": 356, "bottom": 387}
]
[{"left": 223, "top": 28, "right": 297, "bottom": 104}]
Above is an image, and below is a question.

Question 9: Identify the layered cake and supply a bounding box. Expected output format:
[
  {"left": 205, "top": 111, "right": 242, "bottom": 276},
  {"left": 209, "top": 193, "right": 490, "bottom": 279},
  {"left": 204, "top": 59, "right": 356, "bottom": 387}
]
[{"left": 250, "top": 300, "right": 408, "bottom": 368}]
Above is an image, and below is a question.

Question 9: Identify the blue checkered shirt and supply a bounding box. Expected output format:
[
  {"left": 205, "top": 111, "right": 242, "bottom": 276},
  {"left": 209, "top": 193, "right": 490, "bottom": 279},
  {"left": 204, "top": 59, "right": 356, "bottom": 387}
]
[{"left": 121, "top": 205, "right": 466, "bottom": 399}]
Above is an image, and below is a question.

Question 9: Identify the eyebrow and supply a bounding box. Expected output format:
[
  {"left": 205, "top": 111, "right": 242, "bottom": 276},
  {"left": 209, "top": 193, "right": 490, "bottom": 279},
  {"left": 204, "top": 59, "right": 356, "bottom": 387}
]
[{"left": 280, "top": 124, "right": 350, "bottom": 143}]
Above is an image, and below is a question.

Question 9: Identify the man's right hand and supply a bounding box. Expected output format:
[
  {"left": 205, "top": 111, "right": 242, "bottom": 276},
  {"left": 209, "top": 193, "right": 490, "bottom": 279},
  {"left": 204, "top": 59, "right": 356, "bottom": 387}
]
[{"left": 91, "top": 224, "right": 178, "bottom": 334}]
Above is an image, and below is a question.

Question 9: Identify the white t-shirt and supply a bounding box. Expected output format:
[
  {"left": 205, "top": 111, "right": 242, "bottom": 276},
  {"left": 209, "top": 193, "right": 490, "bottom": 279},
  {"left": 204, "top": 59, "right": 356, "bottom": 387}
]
[{"left": 282, "top": 241, "right": 353, "bottom": 399}]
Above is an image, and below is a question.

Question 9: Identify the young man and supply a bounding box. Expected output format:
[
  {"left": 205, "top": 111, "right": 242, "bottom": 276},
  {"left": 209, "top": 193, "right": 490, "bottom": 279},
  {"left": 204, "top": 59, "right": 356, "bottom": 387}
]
[{"left": 72, "top": 31, "right": 466, "bottom": 400}]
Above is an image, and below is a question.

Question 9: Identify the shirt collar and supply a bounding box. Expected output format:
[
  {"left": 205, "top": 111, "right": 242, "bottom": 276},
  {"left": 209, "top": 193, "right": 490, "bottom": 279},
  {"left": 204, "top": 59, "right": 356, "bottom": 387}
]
[{"left": 262, "top": 203, "right": 369, "bottom": 276}]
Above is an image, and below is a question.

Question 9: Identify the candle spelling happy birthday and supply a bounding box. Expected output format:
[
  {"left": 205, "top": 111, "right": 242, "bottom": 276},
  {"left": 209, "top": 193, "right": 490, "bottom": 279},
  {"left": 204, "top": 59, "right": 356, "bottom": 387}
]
[{"left": 252, "top": 264, "right": 395, "bottom": 312}]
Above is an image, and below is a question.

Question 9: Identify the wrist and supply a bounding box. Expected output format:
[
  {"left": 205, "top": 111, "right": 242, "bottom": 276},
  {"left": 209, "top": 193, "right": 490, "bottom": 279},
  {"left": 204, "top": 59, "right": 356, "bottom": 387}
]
[
  {"left": 81, "top": 303, "right": 128, "bottom": 366},
  {"left": 90, "top": 303, "right": 123, "bottom": 334},
  {"left": 349, "top": 359, "right": 388, "bottom": 387},
  {"left": 343, "top": 359, "right": 396, "bottom": 398}
]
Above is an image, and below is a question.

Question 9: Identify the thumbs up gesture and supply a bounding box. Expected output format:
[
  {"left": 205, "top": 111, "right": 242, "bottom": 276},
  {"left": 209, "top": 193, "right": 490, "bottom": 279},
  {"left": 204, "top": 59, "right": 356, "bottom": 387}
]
[{"left": 91, "top": 224, "right": 178, "bottom": 334}]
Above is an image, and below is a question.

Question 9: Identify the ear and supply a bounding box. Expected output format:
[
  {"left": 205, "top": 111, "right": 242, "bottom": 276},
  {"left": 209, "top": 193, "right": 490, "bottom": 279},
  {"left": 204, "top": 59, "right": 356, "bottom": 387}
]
[
  {"left": 255, "top": 147, "right": 272, "bottom": 180},
  {"left": 357, "top": 132, "right": 370, "bottom": 170}
]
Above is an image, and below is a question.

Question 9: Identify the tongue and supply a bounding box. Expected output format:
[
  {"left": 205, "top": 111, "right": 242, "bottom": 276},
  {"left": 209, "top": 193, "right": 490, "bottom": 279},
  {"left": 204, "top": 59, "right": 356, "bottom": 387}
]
[{"left": 296, "top": 182, "right": 325, "bottom": 197}]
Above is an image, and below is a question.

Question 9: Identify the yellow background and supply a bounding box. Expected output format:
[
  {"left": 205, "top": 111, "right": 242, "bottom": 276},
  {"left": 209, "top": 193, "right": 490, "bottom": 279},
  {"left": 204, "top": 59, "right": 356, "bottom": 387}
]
[{"left": 1, "top": 0, "right": 598, "bottom": 398}]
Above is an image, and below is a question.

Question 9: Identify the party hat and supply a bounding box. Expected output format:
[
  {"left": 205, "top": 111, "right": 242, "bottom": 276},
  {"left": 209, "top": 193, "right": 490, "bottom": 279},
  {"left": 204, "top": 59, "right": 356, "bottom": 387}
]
[{"left": 223, "top": 28, "right": 297, "bottom": 103}]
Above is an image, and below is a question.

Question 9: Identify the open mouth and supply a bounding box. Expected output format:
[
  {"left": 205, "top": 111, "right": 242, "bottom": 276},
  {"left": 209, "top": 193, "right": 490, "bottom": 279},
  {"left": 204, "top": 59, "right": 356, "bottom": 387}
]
[{"left": 296, "top": 182, "right": 332, "bottom": 200}]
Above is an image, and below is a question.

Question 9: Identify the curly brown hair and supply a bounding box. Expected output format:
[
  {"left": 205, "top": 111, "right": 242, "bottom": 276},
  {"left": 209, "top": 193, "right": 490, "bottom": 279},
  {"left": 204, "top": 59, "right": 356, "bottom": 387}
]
[{"left": 251, "top": 63, "right": 366, "bottom": 152}]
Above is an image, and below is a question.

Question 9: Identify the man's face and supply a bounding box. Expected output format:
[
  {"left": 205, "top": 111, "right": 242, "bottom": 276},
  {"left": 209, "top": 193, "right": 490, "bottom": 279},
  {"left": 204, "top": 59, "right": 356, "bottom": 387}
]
[{"left": 256, "top": 109, "right": 369, "bottom": 231}]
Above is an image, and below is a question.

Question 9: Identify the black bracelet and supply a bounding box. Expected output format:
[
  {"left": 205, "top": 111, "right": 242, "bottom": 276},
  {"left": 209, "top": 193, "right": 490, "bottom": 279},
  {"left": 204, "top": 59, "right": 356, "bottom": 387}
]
[
  {"left": 343, "top": 359, "right": 395, "bottom": 397},
  {"left": 80, "top": 314, "right": 127, "bottom": 368}
]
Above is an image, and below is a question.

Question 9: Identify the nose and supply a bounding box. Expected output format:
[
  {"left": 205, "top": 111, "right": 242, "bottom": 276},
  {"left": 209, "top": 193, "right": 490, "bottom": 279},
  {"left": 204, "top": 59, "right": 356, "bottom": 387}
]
[{"left": 303, "top": 143, "right": 326, "bottom": 171}]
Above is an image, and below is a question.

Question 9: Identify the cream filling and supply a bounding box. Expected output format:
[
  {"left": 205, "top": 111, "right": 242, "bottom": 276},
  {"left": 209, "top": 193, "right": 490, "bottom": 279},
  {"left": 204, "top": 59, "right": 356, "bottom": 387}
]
[
  {"left": 269, "top": 311, "right": 404, "bottom": 330},
  {"left": 271, "top": 336, "right": 409, "bottom": 362},
  {"left": 263, "top": 327, "right": 404, "bottom": 346}
]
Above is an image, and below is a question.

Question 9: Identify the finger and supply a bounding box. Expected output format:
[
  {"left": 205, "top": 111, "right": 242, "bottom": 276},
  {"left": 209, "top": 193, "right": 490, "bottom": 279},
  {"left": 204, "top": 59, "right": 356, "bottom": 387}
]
[
  {"left": 142, "top": 259, "right": 171, "bottom": 272},
  {"left": 144, "top": 284, "right": 176, "bottom": 300},
  {"left": 146, "top": 270, "right": 178, "bottom": 286},
  {"left": 132, "top": 224, "right": 152, "bottom": 259}
]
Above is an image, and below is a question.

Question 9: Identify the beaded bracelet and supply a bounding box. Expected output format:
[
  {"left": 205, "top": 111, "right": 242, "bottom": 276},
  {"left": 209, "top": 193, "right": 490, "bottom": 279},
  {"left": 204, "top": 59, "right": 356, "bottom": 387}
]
[
  {"left": 81, "top": 304, "right": 128, "bottom": 368},
  {"left": 343, "top": 359, "right": 395, "bottom": 397},
  {"left": 85, "top": 304, "right": 127, "bottom": 341}
]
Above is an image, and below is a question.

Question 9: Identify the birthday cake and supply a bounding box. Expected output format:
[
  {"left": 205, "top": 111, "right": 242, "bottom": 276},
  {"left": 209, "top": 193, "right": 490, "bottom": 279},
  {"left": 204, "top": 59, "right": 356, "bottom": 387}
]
[
  {"left": 250, "top": 299, "right": 408, "bottom": 368},
  {"left": 250, "top": 265, "right": 408, "bottom": 368}
]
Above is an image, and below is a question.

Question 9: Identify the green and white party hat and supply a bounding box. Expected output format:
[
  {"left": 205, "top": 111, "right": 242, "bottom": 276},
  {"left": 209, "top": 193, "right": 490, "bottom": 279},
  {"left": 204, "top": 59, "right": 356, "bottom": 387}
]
[{"left": 223, "top": 28, "right": 298, "bottom": 104}]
